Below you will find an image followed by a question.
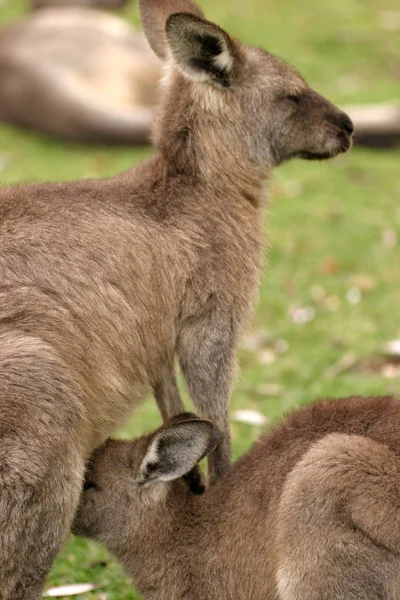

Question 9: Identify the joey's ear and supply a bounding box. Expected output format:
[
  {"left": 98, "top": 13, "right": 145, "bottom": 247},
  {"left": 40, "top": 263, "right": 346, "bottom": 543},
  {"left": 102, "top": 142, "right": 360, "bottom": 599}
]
[
  {"left": 138, "top": 417, "right": 223, "bottom": 484},
  {"left": 139, "top": 0, "right": 204, "bottom": 60},
  {"left": 165, "top": 13, "right": 240, "bottom": 87}
]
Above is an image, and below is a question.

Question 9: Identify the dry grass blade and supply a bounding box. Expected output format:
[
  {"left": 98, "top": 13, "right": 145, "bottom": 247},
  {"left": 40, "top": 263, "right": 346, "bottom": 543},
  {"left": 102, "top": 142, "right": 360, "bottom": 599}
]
[
  {"left": 232, "top": 410, "right": 268, "bottom": 426},
  {"left": 43, "top": 583, "right": 104, "bottom": 597}
]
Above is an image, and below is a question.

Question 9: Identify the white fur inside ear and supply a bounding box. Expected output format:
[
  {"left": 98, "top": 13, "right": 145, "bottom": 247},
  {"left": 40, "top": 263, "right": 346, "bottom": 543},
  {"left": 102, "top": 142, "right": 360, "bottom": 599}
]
[
  {"left": 171, "top": 47, "right": 233, "bottom": 85},
  {"left": 213, "top": 46, "right": 233, "bottom": 72},
  {"left": 138, "top": 422, "right": 213, "bottom": 484},
  {"left": 179, "top": 65, "right": 212, "bottom": 83},
  {"left": 139, "top": 437, "right": 161, "bottom": 481},
  {"left": 166, "top": 15, "right": 235, "bottom": 86},
  {"left": 181, "top": 40, "right": 234, "bottom": 84}
]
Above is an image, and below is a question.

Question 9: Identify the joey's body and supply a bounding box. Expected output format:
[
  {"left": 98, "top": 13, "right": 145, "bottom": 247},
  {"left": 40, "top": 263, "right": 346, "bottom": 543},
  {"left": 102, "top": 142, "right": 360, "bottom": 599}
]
[
  {"left": 0, "top": 0, "right": 352, "bottom": 596},
  {"left": 75, "top": 396, "right": 400, "bottom": 600}
]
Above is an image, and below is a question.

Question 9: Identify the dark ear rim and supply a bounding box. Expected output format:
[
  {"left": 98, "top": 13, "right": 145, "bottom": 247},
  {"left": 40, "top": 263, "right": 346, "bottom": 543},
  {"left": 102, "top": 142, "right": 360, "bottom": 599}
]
[
  {"left": 198, "top": 421, "right": 224, "bottom": 460},
  {"left": 165, "top": 12, "right": 236, "bottom": 54},
  {"left": 166, "top": 11, "right": 223, "bottom": 33},
  {"left": 138, "top": 416, "right": 224, "bottom": 484},
  {"left": 164, "top": 412, "right": 203, "bottom": 427},
  {"left": 165, "top": 12, "right": 240, "bottom": 87},
  {"left": 162, "top": 414, "right": 224, "bottom": 461},
  {"left": 139, "top": 0, "right": 205, "bottom": 60}
]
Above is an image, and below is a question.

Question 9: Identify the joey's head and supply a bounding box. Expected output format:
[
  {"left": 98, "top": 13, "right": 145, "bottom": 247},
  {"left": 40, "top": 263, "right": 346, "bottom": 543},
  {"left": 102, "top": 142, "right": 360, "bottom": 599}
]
[
  {"left": 139, "top": 0, "right": 353, "bottom": 175},
  {"left": 72, "top": 413, "right": 222, "bottom": 551}
]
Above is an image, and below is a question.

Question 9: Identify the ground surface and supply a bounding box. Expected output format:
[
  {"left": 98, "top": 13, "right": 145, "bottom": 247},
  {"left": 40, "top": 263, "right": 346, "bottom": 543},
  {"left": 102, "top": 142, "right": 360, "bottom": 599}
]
[{"left": 1, "top": 0, "right": 399, "bottom": 597}]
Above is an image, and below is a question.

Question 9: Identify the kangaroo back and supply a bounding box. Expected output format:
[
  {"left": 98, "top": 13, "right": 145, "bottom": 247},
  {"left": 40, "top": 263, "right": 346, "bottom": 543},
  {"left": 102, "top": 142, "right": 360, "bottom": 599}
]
[{"left": 276, "top": 432, "right": 400, "bottom": 600}]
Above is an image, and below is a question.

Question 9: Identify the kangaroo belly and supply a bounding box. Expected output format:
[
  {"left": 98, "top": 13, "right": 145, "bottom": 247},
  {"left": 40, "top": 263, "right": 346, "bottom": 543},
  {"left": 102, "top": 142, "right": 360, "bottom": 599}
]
[{"left": 0, "top": 281, "right": 169, "bottom": 454}]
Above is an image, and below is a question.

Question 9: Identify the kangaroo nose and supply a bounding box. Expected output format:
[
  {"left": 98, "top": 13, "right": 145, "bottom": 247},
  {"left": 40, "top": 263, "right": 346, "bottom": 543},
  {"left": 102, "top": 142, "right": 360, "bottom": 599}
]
[{"left": 341, "top": 114, "right": 354, "bottom": 135}]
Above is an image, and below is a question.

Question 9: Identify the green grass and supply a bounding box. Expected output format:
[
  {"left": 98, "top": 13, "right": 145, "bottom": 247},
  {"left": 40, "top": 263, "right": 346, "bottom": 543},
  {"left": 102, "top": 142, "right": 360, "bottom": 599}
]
[{"left": 1, "top": 0, "right": 400, "bottom": 597}]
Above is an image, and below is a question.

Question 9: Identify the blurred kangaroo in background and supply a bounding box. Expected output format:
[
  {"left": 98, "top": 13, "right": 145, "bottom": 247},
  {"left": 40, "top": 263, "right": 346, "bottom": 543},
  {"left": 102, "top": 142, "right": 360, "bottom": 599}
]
[
  {"left": 31, "top": 0, "right": 129, "bottom": 9},
  {"left": 74, "top": 396, "right": 400, "bottom": 600},
  {"left": 0, "top": 0, "right": 353, "bottom": 596},
  {"left": 0, "top": 8, "right": 161, "bottom": 143}
]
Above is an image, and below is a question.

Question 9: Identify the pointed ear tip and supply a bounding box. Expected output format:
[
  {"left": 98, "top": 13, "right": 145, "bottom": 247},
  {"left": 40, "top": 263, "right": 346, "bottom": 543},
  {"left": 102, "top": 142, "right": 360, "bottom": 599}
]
[
  {"left": 173, "top": 417, "right": 223, "bottom": 450},
  {"left": 209, "top": 426, "right": 224, "bottom": 447},
  {"left": 201, "top": 422, "right": 224, "bottom": 456},
  {"left": 165, "top": 412, "right": 199, "bottom": 426},
  {"left": 159, "top": 416, "right": 223, "bottom": 448},
  {"left": 194, "top": 418, "right": 221, "bottom": 436},
  {"left": 166, "top": 11, "right": 202, "bottom": 30}
]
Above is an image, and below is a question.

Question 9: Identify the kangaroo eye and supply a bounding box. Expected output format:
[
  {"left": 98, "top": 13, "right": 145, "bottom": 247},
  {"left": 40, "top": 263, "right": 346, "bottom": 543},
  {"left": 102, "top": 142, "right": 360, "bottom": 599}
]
[{"left": 287, "top": 94, "right": 301, "bottom": 104}]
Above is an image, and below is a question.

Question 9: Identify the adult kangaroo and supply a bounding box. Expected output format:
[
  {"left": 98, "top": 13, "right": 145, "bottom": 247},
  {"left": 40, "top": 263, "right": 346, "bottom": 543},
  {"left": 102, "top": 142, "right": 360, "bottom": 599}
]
[{"left": 0, "top": 0, "right": 353, "bottom": 596}]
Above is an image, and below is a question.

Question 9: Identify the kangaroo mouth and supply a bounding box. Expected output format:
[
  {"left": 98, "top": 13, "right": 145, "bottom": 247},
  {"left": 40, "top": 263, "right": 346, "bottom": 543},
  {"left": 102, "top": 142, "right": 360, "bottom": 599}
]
[
  {"left": 297, "top": 132, "right": 353, "bottom": 160},
  {"left": 337, "top": 131, "right": 353, "bottom": 153},
  {"left": 295, "top": 150, "right": 336, "bottom": 161}
]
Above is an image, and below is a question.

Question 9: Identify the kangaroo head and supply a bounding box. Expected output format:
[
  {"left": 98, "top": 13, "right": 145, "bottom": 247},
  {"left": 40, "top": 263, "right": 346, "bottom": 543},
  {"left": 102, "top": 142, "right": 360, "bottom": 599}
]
[
  {"left": 72, "top": 413, "right": 221, "bottom": 544},
  {"left": 140, "top": 0, "right": 353, "bottom": 176}
]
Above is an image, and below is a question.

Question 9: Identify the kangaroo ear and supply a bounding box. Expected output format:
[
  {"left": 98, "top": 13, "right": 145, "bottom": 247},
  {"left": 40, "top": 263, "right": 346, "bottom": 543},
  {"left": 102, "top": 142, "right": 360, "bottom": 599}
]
[
  {"left": 165, "top": 13, "right": 240, "bottom": 87},
  {"left": 138, "top": 416, "right": 223, "bottom": 484},
  {"left": 139, "top": 0, "right": 204, "bottom": 60}
]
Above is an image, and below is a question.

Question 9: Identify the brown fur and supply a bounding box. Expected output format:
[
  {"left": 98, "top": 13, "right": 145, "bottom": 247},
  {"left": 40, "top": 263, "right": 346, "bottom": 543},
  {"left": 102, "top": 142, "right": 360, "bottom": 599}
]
[
  {"left": 0, "top": 0, "right": 352, "bottom": 596},
  {"left": 0, "top": 8, "right": 161, "bottom": 143},
  {"left": 74, "top": 396, "right": 400, "bottom": 600},
  {"left": 31, "top": 0, "right": 129, "bottom": 9}
]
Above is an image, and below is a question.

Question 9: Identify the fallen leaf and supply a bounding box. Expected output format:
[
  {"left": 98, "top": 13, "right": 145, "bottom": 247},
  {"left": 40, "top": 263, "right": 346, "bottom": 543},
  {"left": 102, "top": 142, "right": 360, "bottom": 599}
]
[
  {"left": 382, "top": 364, "right": 400, "bottom": 379},
  {"left": 289, "top": 305, "right": 315, "bottom": 325},
  {"left": 257, "top": 349, "right": 276, "bottom": 365},
  {"left": 232, "top": 410, "right": 268, "bottom": 426},
  {"left": 347, "top": 287, "right": 362, "bottom": 305},
  {"left": 382, "top": 339, "right": 400, "bottom": 360},
  {"left": 43, "top": 583, "right": 104, "bottom": 597}
]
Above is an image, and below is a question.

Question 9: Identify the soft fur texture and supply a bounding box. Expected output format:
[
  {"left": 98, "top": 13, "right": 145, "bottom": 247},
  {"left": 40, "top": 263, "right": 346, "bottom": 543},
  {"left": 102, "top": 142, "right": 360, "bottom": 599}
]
[
  {"left": 31, "top": 0, "right": 129, "bottom": 9},
  {"left": 74, "top": 396, "right": 400, "bottom": 600},
  {"left": 0, "top": 0, "right": 352, "bottom": 596},
  {"left": 0, "top": 8, "right": 161, "bottom": 143}
]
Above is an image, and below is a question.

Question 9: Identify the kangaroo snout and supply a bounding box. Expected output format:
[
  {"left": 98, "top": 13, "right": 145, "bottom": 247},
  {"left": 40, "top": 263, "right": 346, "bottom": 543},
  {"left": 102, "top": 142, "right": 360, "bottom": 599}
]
[
  {"left": 316, "top": 93, "right": 354, "bottom": 157},
  {"left": 331, "top": 109, "right": 354, "bottom": 152},
  {"left": 340, "top": 113, "right": 355, "bottom": 135}
]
